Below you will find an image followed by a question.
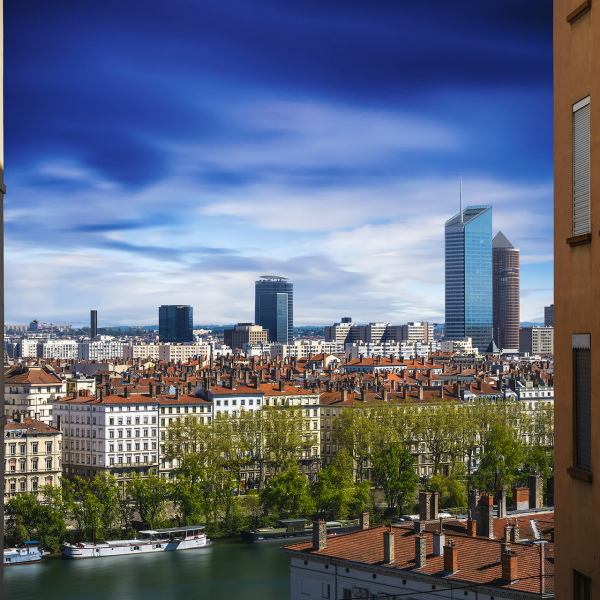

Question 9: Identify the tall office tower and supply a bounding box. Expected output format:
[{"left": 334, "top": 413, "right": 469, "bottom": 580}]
[
  {"left": 492, "top": 232, "right": 520, "bottom": 350},
  {"left": 554, "top": 2, "right": 596, "bottom": 597},
  {"left": 544, "top": 304, "right": 554, "bottom": 327},
  {"left": 444, "top": 202, "right": 492, "bottom": 352},
  {"left": 90, "top": 310, "right": 97, "bottom": 339},
  {"left": 158, "top": 305, "right": 193, "bottom": 343},
  {"left": 255, "top": 276, "right": 293, "bottom": 344}
]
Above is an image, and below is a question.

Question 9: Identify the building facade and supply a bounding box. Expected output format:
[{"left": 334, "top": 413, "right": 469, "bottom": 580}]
[
  {"left": 554, "top": 1, "right": 597, "bottom": 597},
  {"left": 445, "top": 204, "right": 493, "bottom": 353},
  {"left": 544, "top": 304, "right": 554, "bottom": 327},
  {"left": 224, "top": 323, "right": 269, "bottom": 350},
  {"left": 519, "top": 326, "right": 554, "bottom": 355},
  {"left": 159, "top": 305, "right": 193, "bottom": 343},
  {"left": 255, "top": 276, "right": 293, "bottom": 344},
  {"left": 492, "top": 231, "right": 520, "bottom": 351},
  {"left": 4, "top": 416, "right": 62, "bottom": 498}
]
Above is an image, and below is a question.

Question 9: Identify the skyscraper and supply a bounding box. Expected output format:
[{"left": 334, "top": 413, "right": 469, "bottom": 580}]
[
  {"left": 158, "top": 305, "right": 193, "bottom": 343},
  {"left": 90, "top": 310, "right": 97, "bottom": 339},
  {"left": 444, "top": 202, "right": 492, "bottom": 352},
  {"left": 255, "top": 276, "right": 293, "bottom": 344},
  {"left": 544, "top": 304, "right": 554, "bottom": 327},
  {"left": 492, "top": 231, "right": 520, "bottom": 351}
]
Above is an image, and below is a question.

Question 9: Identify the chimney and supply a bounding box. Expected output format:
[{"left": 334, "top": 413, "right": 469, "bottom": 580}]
[
  {"left": 512, "top": 487, "right": 529, "bottom": 511},
  {"left": 547, "top": 476, "right": 554, "bottom": 507},
  {"left": 382, "top": 388, "right": 388, "bottom": 402},
  {"left": 467, "top": 514, "right": 477, "bottom": 537},
  {"left": 419, "top": 491, "right": 431, "bottom": 521},
  {"left": 383, "top": 529, "right": 395, "bottom": 563},
  {"left": 443, "top": 540, "right": 458, "bottom": 573},
  {"left": 501, "top": 550, "right": 518, "bottom": 583},
  {"left": 480, "top": 494, "right": 494, "bottom": 538},
  {"left": 413, "top": 520, "right": 426, "bottom": 534},
  {"left": 341, "top": 389, "right": 348, "bottom": 402},
  {"left": 431, "top": 492, "right": 438, "bottom": 520},
  {"left": 125, "top": 387, "right": 131, "bottom": 399},
  {"left": 528, "top": 474, "right": 543, "bottom": 509},
  {"left": 279, "top": 380, "right": 285, "bottom": 392},
  {"left": 359, "top": 512, "right": 370, "bottom": 530},
  {"left": 313, "top": 521, "right": 327, "bottom": 551},
  {"left": 418, "top": 385, "right": 424, "bottom": 400},
  {"left": 176, "top": 385, "right": 181, "bottom": 400},
  {"left": 361, "top": 389, "right": 367, "bottom": 403},
  {"left": 510, "top": 519, "right": 520, "bottom": 543},
  {"left": 149, "top": 383, "right": 156, "bottom": 399},
  {"left": 415, "top": 533, "right": 426, "bottom": 569},
  {"left": 497, "top": 488, "right": 507, "bottom": 519},
  {"left": 433, "top": 530, "right": 445, "bottom": 556}
]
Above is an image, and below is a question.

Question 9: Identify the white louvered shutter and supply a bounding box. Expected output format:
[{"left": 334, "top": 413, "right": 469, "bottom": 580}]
[{"left": 573, "top": 97, "right": 591, "bottom": 236}]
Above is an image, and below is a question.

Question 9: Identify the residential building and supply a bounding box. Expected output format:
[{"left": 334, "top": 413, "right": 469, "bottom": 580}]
[
  {"left": 345, "top": 341, "right": 440, "bottom": 360},
  {"left": 270, "top": 341, "right": 345, "bottom": 360},
  {"left": 37, "top": 339, "right": 79, "bottom": 360},
  {"left": 554, "top": 1, "right": 597, "bottom": 597},
  {"left": 158, "top": 305, "right": 193, "bottom": 343},
  {"left": 440, "top": 337, "right": 476, "bottom": 355},
  {"left": 4, "top": 415, "right": 62, "bottom": 497},
  {"left": 224, "top": 323, "right": 269, "bottom": 350},
  {"left": 123, "top": 343, "right": 161, "bottom": 361},
  {"left": 492, "top": 231, "right": 520, "bottom": 351},
  {"left": 445, "top": 203, "right": 493, "bottom": 352},
  {"left": 519, "top": 326, "right": 554, "bottom": 355},
  {"left": 4, "top": 366, "right": 67, "bottom": 425},
  {"left": 324, "top": 319, "right": 359, "bottom": 344},
  {"left": 398, "top": 321, "right": 433, "bottom": 343},
  {"left": 52, "top": 392, "right": 160, "bottom": 489},
  {"left": 6, "top": 337, "right": 38, "bottom": 359},
  {"left": 255, "top": 275, "right": 293, "bottom": 344},
  {"left": 158, "top": 343, "right": 208, "bottom": 363},
  {"left": 78, "top": 340, "right": 125, "bottom": 361},
  {"left": 544, "top": 304, "right": 554, "bottom": 327}
]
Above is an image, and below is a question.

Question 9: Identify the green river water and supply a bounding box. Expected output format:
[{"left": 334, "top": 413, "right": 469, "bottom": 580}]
[{"left": 4, "top": 539, "right": 291, "bottom": 600}]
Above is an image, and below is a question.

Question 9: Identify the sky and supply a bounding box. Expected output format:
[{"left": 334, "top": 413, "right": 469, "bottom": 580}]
[{"left": 5, "top": 0, "right": 553, "bottom": 327}]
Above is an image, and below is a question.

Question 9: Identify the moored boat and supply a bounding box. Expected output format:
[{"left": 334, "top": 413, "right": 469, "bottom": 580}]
[
  {"left": 241, "top": 519, "right": 360, "bottom": 543},
  {"left": 4, "top": 541, "right": 49, "bottom": 564},
  {"left": 61, "top": 526, "right": 209, "bottom": 559}
]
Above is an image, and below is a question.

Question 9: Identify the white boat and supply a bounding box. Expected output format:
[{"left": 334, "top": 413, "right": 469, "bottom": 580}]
[
  {"left": 4, "top": 541, "right": 50, "bottom": 564},
  {"left": 61, "top": 526, "right": 209, "bottom": 559}
]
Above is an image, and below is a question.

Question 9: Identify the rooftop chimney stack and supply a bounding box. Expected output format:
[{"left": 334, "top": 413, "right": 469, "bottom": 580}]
[
  {"left": 528, "top": 474, "right": 543, "bottom": 509},
  {"left": 313, "top": 521, "right": 327, "bottom": 551},
  {"left": 497, "top": 488, "right": 507, "bottom": 519},
  {"left": 433, "top": 530, "right": 445, "bottom": 556},
  {"left": 443, "top": 540, "right": 458, "bottom": 573},
  {"left": 415, "top": 533, "right": 426, "bottom": 569},
  {"left": 383, "top": 529, "right": 395, "bottom": 563},
  {"left": 501, "top": 549, "right": 518, "bottom": 583},
  {"left": 359, "top": 512, "right": 370, "bottom": 530}
]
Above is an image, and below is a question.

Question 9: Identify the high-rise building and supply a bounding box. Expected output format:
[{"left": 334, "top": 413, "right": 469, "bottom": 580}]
[
  {"left": 445, "top": 203, "right": 493, "bottom": 352},
  {"left": 544, "top": 304, "right": 554, "bottom": 327},
  {"left": 554, "top": 2, "right": 596, "bottom": 597},
  {"left": 158, "top": 305, "right": 193, "bottom": 343},
  {"left": 224, "top": 323, "right": 269, "bottom": 350},
  {"left": 492, "top": 231, "right": 520, "bottom": 350},
  {"left": 518, "top": 326, "right": 554, "bottom": 355},
  {"left": 90, "top": 310, "right": 97, "bottom": 339},
  {"left": 255, "top": 276, "right": 293, "bottom": 344}
]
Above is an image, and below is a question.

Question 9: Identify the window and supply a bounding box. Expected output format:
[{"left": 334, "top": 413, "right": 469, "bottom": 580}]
[
  {"left": 321, "top": 583, "right": 330, "bottom": 599},
  {"left": 109, "top": 418, "right": 114, "bottom": 425},
  {"left": 573, "top": 96, "right": 591, "bottom": 236},
  {"left": 574, "top": 335, "right": 592, "bottom": 471},
  {"left": 32, "top": 444, "right": 38, "bottom": 454},
  {"left": 574, "top": 570, "right": 592, "bottom": 600},
  {"left": 343, "top": 589, "right": 352, "bottom": 600},
  {"left": 46, "top": 442, "right": 52, "bottom": 453},
  {"left": 32, "top": 460, "right": 38, "bottom": 470},
  {"left": 19, "top": 444, "right": 25, "bottom": 454}
]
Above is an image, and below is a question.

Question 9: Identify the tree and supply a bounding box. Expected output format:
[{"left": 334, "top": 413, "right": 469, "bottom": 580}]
[
  {"left": 371, "top": 444, "right": 419, "bottom": 515},
  {"left": 472, "top": 423, "right": 524, "bottom": 493},
  {"left": 313, "top": 449, "right": 370, "bottom": 520},
  {"left": 428, "top": 464, "right": 468, "bottom": 509},
  {"left": 332, "top": 407, "right": 375, "bottom": 481},
  {"left": 126, "top": 474, "right": 170, "bottom": 527},
  {"left": 260, "top": 467, "right": 314, "bottom": 519}
]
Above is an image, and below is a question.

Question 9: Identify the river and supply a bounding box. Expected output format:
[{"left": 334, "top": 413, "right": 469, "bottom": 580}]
[{"left": 4, "top": 538, "right": 291, "bottom": 600}]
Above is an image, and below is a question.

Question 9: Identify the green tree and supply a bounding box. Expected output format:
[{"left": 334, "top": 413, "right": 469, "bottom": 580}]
[
  {"left": 126, "top": 474, "right": 170, "bottom": 528},
  {"left": 332, "top": 407, "right": 375, "bottom": 481},
  {"left": 428, "top": 464, "right": 468, "bottom": 509},
  {"left": 370, "top": 444, "right": 419, "bottom": 515},
  {"left": 260, "top": 466, "right": 314, "bottom": 519}
]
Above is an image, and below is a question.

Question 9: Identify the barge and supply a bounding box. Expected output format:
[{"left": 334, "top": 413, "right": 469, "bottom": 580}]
[
  {"left": 4, "top": 541, "right": 49, "bottom": 565},
  {"left": 241, "top": 518, "right": 360, "bottom": 543},
  {"left": 61, "top": 526, "right": 209, "bottom": 559}
]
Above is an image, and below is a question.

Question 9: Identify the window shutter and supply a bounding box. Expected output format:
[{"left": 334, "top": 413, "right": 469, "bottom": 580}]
[
  {"left": 575, "top": 347, "right": 591, "bottom": 471},
  {"left": 573, "top": 97, "right": 591, "bottom": 236}
]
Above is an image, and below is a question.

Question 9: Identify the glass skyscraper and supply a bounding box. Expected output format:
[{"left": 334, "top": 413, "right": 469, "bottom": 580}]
[
  {"left": 445, "top": 205, "right": 493, "bottom": 352},
  {"left": 255, "top": 276, "right": 293, "bottom": 344},
  {"left": 159, "top": 305, "right": 193, "bottom": 343}
]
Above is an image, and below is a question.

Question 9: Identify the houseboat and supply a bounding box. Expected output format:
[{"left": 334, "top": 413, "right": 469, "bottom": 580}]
[
  {"left": 241, "top": 519, "right": 360, "bottom": 543},
  {"left": 61, "top": 526, "right": 209, "bottom": 559},
  {"left": 4, "top": 541, "right": 49, "bottom": 564}
]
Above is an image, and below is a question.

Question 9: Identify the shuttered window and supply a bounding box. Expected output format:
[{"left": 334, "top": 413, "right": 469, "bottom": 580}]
[
  {"left": 573, "top": 96, "right": 591, "bottom": 236},
  {"left": 574, "top": 343, "right": 591, "bottom": 471}
]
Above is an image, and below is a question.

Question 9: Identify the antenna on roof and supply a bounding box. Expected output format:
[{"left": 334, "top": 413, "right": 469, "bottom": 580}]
[{"left": 460, "top": 175, "right": 463, "bottom": 224}]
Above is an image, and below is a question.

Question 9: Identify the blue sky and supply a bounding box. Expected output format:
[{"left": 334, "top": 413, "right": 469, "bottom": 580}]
[{"left": 5, "top": 0, "right": 553, "bottom": 327}]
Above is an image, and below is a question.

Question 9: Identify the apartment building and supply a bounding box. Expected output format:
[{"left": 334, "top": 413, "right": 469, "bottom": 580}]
[
  {"left": 6, "top": 338, "right": 39, "bottom": 359},
  {"left": 4, "top": 365, "right": 67, "bottom": 425},
  {"left": 158, "top": 343, "right": 208, "bottom": 363},
  {"left": 52, "top": 392, "right": 159, "bottom": 488},
  {"left": 223, "top": 323, "right": 268, "bottom": 350},
  {"left": 519, "top": 326, "right": 554, "bottom": 354},
  {"left": 122, "top": 343, "right": 161, "bottom": 361},
  {"left": 4, "top": 415, "right": 62, "bottom": 497},
  {"left": 554, "top": 1, "right": 597, "bottom": 596},
  {"left": 37, "top": 339, "right": 79, "bottom": 360},
  {"left": 78, "top": 340, "right": 125, "bottom": 361},
  {"left": 269, "top": 341, "right": 344, "bottom": 359}
]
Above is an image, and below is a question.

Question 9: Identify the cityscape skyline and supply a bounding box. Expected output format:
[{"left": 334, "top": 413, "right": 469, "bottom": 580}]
[{"left": 4, "top": 1, "right": 553, "bottom": 326}]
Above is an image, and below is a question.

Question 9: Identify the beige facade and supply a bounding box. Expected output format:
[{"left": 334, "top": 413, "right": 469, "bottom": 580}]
[
  {"left": 158, "top": 343, "right": 208, "bottom": 363},
  {"left": 4, "top": 416, "right": 62, "bottom": 498},
  {"left": 224, "top": 323, "right": 268, "bottom": 350}
]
